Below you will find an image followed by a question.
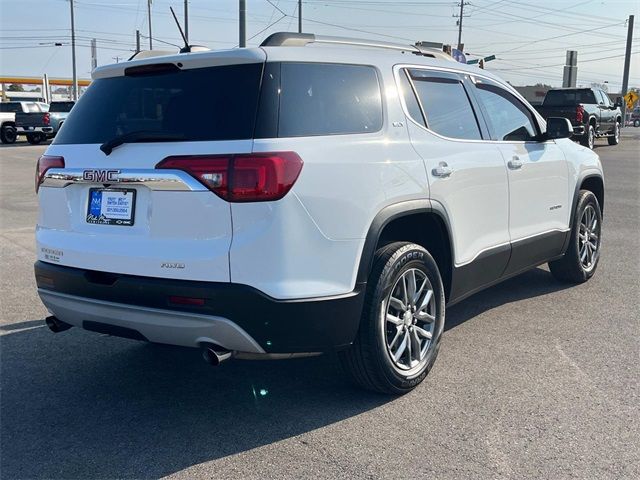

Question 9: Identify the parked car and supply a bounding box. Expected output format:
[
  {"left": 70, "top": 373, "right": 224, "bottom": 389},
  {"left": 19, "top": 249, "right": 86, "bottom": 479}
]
[
  {"left": 535, "top": 87, "right": 622, "bottom": 149},
  {"left": 15, "top": 100, "right": 75, "bottom": 144},
  {"left": 34, "top": 33, "right": 604, "bottom": 394},
  {"left": 0, "top": 101, "right": 49, "bottom": 144}
]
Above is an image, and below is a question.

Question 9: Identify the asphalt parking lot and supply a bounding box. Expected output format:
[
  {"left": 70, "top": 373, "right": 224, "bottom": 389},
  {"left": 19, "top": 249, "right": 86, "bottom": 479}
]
[{"left": 1, "top": 133, "right": 639, "bottom": 479}]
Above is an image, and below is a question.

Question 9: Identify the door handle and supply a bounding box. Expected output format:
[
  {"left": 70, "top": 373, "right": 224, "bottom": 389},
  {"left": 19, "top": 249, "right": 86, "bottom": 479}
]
[
  {"left": 507, "top": 156, "right": 523, "bottom": 170},
  {"left": 432, "top": 162, "right": 453, "bottom": 178}
]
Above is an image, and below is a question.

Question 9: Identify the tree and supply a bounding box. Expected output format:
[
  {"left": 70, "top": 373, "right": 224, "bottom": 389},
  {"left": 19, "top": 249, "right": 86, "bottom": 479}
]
[{"left": 7, "top": 84, "right": 24, "bottom": 92}]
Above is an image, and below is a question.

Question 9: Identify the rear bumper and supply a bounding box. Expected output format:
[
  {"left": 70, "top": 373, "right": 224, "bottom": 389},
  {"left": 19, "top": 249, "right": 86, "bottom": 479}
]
[
  {"left": 16, "top": 126, "right": 54, "bottom": 134},
  {"left": 35, "top": 261, "right": 365, "bottom": 353}
]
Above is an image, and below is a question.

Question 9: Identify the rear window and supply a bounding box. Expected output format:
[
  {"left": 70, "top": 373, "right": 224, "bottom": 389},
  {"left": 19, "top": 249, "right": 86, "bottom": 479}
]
[
  {"left": 543, "top": 89, "right": 596, "bottom": 106},
  {"left": 278, "top": 63, "right": 382, "bottom": 137},
  {"left": 49, "top": 102, "right": 75, "bottom": 113},
  {"left": 54, "top": 63, "right": 263, "bottom": 145},
  {"left": 0, "top": 103, "right": 21, "bottom": 113}
]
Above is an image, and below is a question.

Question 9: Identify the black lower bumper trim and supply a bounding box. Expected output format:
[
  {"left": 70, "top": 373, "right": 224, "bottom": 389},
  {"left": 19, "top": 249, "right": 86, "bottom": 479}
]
[{"left": 35, "top": 261, "right": 365, "bottom": 353}]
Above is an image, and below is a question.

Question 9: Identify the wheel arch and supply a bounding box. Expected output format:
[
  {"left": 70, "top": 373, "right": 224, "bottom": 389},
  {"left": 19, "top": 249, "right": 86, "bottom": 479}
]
[
  {"left": 580, "top": 174, "right": 605, "bottom": 216},
  {"left": 356, "top": 200, "right": 454, "bottom": 301}
]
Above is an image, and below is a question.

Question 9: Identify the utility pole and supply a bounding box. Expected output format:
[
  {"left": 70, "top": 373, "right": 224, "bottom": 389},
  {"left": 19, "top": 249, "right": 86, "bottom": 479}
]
[
  {"left": 90, "top": 38, "right": 97, "bottom": 71},
  {"left": 239, "top": 0, "right": 246, "bottom": 47},
  {"left": 147, "top": 0, "right": 153, "bottom": 49},
  {"left": 621, "top": 15, "right": 635, "bottom": 122},
  {"left": 135, "top": 29, "right": 141, "bottom": 53},
  {"left": 184, "top": 0, "right": 189, "bottom": 43},
  {"left": 454, "top": 1, "right": 468, "bottom": 52},
  {"left": 298, "top": 0, "right": 302, "bottom": 33},
  {"left": 69, "top": 0, "right": 78, "bottom": 101}
]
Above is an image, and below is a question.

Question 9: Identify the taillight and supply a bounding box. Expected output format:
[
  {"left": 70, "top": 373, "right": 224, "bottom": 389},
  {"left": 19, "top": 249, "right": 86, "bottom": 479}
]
[
  {"left": 36, "top": 155, "right": 64, "bottom": 192},
  {"left": 576, "top": 104, "right": 585, "bottom": 123},
  {"left": 43, "top": 113, "right": 50, "bottom": 126},
  {"left": 156, "top": 152, "right": 303, "bottom": 202}
]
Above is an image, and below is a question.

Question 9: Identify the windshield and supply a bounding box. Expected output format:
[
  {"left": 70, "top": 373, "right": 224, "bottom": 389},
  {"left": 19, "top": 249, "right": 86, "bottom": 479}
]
[
  {"left": 54, "top": 63, "right": 263, "bottom": 145},
  {"left": 49, "top": 102, "right": 75, "bottom": 113},
  {"left": 543, "top": 89, "right": 596, "bottom": 106}
]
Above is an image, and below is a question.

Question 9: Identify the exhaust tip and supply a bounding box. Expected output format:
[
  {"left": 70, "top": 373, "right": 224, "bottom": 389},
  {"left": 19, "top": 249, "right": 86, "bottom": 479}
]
[
  {"left": 45, "top": 316, "right": 72, "bottom": 333},
  {"left": 201, "top": 344, "right": 232, "bottom": 366}
]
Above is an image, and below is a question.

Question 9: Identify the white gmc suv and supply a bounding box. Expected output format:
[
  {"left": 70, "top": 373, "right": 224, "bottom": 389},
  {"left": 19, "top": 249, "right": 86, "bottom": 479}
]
[{"left": 35, "top": 33, "right": 604, "bottom": 394}]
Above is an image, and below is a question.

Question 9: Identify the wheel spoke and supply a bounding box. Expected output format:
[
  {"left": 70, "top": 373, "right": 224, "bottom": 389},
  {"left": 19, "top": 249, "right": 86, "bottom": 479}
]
[
  {"left": 386, "top": 313, "right": 403, "bottom": 326},
  {"left": 389, "top": 327, "right": 403, "bottom": 349},
  {"left": 414, "top": 325, "right": 432, "bottom": 340},
  {"left": 580, "top": 246, "right": 588, "bottom": 263},
  {"left": 393, "top": 332, "right": 408, "bottom": 362},
  {"left": 417, "top": 289, "right": 433, "bottom": 312},
  {"left": 405, "top": 330, "right": 412, "bottom": 363},
  {"left": 389, "top": 296, "right": 406, "bottom": 312},
  {"left": 413, "top": 277, "right": 427, "bottom": 306},
  {"left": 407, "top": 270, "right": 417, "bottom": 307},
  {"left": 411, "top": 328, "right": 422, "bottom": 361},
  {"left": 401, "top": 275, "right": 409, "bottom": 307}
]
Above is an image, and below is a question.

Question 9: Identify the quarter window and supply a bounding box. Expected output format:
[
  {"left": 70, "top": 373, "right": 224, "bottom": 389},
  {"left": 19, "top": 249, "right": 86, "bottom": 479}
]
[
  {"left": 474, "top": 80, "right": 538, "bottom": 141},
  {"left": 278, "top": 63, "right": 383, "bottom": 137},
  {"left": 407, "top": 70, "right": 482, "bottom": 140}
]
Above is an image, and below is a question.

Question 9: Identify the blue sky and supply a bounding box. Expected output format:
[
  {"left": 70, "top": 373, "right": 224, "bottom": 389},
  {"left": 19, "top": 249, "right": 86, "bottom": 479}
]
[{"left": 1, "top": 0, "right": 638, "bottom": 91}]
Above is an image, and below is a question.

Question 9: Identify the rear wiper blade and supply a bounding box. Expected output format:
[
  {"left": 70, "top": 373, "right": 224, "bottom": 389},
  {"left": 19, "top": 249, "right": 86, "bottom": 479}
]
[{"left": 100, "top": 131, "right": 186, "bottom": 155}]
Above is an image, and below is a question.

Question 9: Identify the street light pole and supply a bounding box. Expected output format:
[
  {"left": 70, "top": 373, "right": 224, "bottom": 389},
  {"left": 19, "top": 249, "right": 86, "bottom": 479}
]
[
  {"left": 621, "top": 15, "right": 635, "bottom": 122},
  {"left": 298, "top": 0, "right": 302, "bottom": 33},
  {"left": 69, "top": 0, "right": 78, "bottom": 101},
  {"left": 147, "top": 0, "right": 153, "bottom": 49}
]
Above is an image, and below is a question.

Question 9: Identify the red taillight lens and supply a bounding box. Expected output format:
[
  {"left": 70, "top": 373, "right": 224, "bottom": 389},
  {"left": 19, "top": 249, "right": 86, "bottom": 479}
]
[
  {"left": 35, "top": 155, "right": 65, "bottom": 193},
  {"left": 156, "top": 152, "right": 303, "bottom": 202},
  {"left": 576, "top": 104, "right": 585, "bottom": 123},
  {"left": 43, "top": 113, "right": 50, "bottom": 126}
]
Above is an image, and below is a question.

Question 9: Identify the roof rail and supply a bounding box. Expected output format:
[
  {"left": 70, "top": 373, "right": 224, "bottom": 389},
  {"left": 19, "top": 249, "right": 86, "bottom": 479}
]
[{"left": 260, "top": 32, "right": 454, "bottom": 61}]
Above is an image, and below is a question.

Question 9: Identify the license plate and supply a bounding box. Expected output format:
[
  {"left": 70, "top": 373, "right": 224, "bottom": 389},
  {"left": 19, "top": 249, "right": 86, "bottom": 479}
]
[{"left": 86, "top": 188, "right": 136, "bottom": 226}]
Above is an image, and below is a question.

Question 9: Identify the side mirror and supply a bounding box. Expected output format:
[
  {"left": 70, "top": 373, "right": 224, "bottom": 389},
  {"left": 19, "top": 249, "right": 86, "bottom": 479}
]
[
  {"left": 545, "top": 117, "right": 573, "bottom": 140},
  {"left": 614, "top": 97, "right": 623, "bottom": 108}
]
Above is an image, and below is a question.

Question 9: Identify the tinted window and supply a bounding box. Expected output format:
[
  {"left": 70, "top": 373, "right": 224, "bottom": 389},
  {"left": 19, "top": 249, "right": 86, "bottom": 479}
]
[
  {"left": 49, "top": 102, "right": 75, "bottom": 112},
  {"left": 54, "top": 63, "right": 263, "bottom": 145},
  {"left": 475, "top": 81, "right": 538, "bottom": 141},
  {"left": 409, "top": 70, "right": 481, "bottom": 140},
  {"left": 398, "top": 70, "right": 425, "bottom": 126},
  {"left": 599, "top": 91, "right": 611, "bottom": 106},
  {"left": 0, "top": 103, "right": 21, "bottom": 113},
  {"left": 543, "top": 89, "right": 597, "bottom": 106},
  {"left": 278, "top": 63, "right": 382, "bottom": 137}
]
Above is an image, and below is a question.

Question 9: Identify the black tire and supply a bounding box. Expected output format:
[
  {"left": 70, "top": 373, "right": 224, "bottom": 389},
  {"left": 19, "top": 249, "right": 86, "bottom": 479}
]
[
  {"left": 580, "top": 124, "right": 595, "bottom": 149},
  {"left": 26, "top": 133, "right": 45, "bottom": 145},
  {"left": 634, "top": 119, "right": 640, "bottom": 128},
  {"left": 0, "top": 125, "right": 17, "bottom": 144},
  {"left": 607, "top": 121, "right": 620, "bottom": 145},
  {"left": 340, "top": 242, "right": 445, "bottom": 394},
  {"left": 549, "top": 190, "right": 602, "bottom": 283}
]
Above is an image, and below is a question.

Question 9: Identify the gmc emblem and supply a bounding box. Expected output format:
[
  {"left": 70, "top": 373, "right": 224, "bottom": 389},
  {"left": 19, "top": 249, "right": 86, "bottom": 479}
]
[{"left": 83, "top": 169, "right": 120, "bottom": 182}]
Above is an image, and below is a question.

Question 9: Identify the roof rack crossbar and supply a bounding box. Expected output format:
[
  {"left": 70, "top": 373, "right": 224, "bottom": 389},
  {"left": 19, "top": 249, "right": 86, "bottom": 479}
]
[{"left": 260, "top": 32, "right": 444, "bottom": 58}]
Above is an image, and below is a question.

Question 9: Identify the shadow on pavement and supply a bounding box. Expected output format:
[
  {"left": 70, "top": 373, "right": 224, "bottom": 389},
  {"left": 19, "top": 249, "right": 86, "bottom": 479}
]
[{"left": 0, "top": 267, "right": 571, "bottom": 479}]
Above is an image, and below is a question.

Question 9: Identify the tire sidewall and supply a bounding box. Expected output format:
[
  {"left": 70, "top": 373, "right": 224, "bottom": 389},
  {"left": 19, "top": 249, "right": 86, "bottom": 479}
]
[
  {"left": 1, "top": 126, "right": 16, "bottom": 144},
  {"left": 370, "top": 245, "right": 445, "bottom": 390}
]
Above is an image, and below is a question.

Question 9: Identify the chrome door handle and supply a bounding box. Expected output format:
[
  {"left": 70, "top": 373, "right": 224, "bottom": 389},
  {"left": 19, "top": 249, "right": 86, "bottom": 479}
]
[
  {"left": 508, "top": 156, "right": 523, "bottom": 170},
  {"left": 432, "top": 162, "right": 453, "bottom": 178}
]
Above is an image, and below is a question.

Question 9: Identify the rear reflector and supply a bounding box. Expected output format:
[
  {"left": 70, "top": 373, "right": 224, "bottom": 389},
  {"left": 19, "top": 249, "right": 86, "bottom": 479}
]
[
  {"left": 168, "top": 296, "right": 206, "bottom": 306},
  {"left": 156, "top": 152, "right": 303, "bottom": 202},
  {"left": 36, "top": 155, "right": 65, "bottom": 192}
]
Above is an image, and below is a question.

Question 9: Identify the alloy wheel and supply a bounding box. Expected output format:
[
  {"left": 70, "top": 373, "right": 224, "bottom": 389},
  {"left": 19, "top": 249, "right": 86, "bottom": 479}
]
[
  {"left": 579, "top": 205, "right": 600, "bottom": 272},
  {"left": 383, "top": 268, "right": 436, "bottom": 372}
]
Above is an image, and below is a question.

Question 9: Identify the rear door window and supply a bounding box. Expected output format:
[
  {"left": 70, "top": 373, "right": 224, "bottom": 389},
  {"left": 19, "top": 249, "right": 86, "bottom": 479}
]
[
  {"left": 543, "top": 89, "right": 597, "bottom": 106},
  {"left": 54, "top": 63, "right": 263, "bottom": 145},
  {"left": 407, "top": 69, "right": 482, "bottom": 140},
  {"left": 278, "top": 63, "right": 382, "bottom": 137}
]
